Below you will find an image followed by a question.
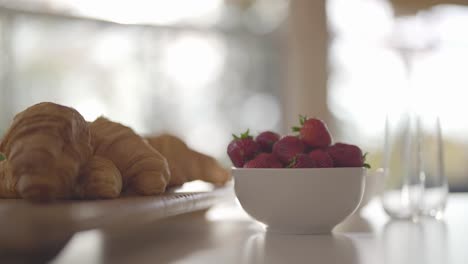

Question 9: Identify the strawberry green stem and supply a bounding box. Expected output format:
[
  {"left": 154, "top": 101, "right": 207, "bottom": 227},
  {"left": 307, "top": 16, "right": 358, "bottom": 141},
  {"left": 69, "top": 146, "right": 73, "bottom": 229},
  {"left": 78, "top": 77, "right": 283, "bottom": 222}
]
[
  {"left": 232, "top": 129, "right": 252, "bottom": 140},
  {"left": 287, "top": 157, "right": 297, "bottom": 168},
  {"left": 362, "top": 152, "right": 371, "bottom": 168},
  {"left": 299, "top": 115, "right": 307, "bottom": 125}
]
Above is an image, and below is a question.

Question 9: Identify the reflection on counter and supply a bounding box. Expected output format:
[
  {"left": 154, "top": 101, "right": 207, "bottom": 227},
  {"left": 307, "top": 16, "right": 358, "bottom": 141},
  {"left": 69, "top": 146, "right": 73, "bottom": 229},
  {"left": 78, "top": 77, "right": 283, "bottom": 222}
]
[
  {"left": 383, "top": 219, "right": 448, "bottom": 264},
  {"left": 242, "top": 232, "right": 359, "bottom": 264},
  {"left": 334, "top": 213, "right": 373, "bottom": 233}
]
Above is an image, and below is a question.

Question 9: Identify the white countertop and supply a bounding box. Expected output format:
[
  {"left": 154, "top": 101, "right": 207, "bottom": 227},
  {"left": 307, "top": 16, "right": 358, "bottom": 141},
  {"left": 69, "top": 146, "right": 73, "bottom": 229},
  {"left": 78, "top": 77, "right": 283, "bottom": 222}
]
[{"left": 50, "top": 194, "right": 468, "bottom": 264}]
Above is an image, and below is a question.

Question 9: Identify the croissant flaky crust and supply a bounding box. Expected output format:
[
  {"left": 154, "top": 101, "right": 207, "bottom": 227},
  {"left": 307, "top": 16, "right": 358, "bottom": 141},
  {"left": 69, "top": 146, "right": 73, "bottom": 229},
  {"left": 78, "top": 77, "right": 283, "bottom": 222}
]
[
  {"left": 89, "top": 117, "right": 170, "bottom": 195},
  {"left": 147, "top": 134, "right": 230, "bottom": 187},
  {"left": 0, "top": 102, "right": 229, "bottom": 202},
  {"left": 74, "top": 155, "right": 122, "bottom": 199},
  {"left": 0, "top": 159, "right": 16, "bottom": 198},
  {"left": 0, "top": 102, "right": 92, "bottom": 201}
]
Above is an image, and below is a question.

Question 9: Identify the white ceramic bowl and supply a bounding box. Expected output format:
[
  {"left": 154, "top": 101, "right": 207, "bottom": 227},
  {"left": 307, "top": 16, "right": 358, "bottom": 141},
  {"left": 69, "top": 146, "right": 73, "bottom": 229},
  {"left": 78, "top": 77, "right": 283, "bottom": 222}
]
[
  {"left": 233, "top": 168, "right": 365, "bottom": 234},
  {"left": 357, "top": 168, "right": 384, "bottom": 210}
]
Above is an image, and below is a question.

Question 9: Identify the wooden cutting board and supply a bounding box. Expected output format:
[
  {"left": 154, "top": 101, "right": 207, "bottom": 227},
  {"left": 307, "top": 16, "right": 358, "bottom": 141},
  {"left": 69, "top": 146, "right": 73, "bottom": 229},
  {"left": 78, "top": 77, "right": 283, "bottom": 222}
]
[{"left": 0, "top": 181, "right": 234, "bottom": 253}]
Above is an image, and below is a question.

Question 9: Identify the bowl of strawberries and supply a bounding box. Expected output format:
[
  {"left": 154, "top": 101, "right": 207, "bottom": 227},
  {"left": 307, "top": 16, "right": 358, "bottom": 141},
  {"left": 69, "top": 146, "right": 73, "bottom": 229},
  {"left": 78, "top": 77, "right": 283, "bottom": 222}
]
[{"left": 228, "top": 116, "right": 368, "bottom": 234}]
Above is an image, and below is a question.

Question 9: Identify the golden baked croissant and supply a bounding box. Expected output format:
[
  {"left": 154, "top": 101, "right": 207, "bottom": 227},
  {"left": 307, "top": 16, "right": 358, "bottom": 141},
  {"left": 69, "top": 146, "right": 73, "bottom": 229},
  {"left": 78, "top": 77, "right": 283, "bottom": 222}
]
[
  {"left": 89, "top": 117, "right": 170, "bottom": 195},
  {"left": 0, "top": 159, "right": 17, "bottom": 198},
  {"left": 0, "top": 102, "right": 229, "bottom": 201},
  {"left": 74, "top": 156, "right": 122, "bottom": 199},
  {"left": 146, "top": 134, "right": 230, "bottom": 187},
  {"left": 0, "top": 102, "right": 93, "bottom": 201}
]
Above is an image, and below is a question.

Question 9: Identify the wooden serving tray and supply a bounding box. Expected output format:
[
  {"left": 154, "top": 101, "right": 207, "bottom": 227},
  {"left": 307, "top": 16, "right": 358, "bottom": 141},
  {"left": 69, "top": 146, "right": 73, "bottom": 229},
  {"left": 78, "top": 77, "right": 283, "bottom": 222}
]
[{"left": 0, "top": 181, "right": 234, "bottom": 253}]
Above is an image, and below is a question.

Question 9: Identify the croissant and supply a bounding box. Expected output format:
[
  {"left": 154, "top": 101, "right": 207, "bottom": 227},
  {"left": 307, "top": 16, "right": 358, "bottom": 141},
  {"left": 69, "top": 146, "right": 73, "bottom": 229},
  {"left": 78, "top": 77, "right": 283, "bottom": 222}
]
[
  {"left": 0, "top": 102, "right": 93, "bottom": 201},
  {"left": 74, "top": 156, "right": 122, "bottom": 199},
  {"left": 146, "top": 134, "right": 230, "bottom": 187},
  {"left": 0, "top": 102, "right": 229, "bottom": 201},
  {"left": 89, "top": 117, "right": 170, "bottom": 195},
  {"left": 0, "top": 159, "right": 17, "bottom": 198}
]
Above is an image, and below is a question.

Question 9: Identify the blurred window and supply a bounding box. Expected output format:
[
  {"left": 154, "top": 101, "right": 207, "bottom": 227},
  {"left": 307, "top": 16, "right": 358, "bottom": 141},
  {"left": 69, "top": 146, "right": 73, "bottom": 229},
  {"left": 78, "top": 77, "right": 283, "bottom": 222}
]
[
  {"left": 328, "top": 0, "right": 468, "bottom": 191},
  {"left": 0, "top": 0, "right": 288, "bottom": 165}
]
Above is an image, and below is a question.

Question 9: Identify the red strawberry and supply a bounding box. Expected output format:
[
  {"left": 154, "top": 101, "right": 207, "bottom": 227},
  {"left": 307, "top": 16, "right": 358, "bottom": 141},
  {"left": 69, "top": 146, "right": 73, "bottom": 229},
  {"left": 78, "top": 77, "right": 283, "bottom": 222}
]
[
  {"left": 272, "top": 135, "right": 305, "bottom": 164},
  {"left": 255, "top": 131, "right": 280, "bottom": 152},
  {"left": 302, "top": 139, "right": 315, "bottom": 153},
  {"left": 293, "top": 115, "right": 332, "bottom": 148},
  {"left": 227, "top": 129, "right": 260, "bottom": 168},
  {"left": 308, "top": 149, "right": 334, "bottom": 168},
  {"left": 288, "top": 153, "right": 314, "bottom": 168},
  {"left": 244, "top": 153, "right": 282, "bottom": 168},
  {"left": 326, "top": 143, "right": 370, "bottom": 168}
]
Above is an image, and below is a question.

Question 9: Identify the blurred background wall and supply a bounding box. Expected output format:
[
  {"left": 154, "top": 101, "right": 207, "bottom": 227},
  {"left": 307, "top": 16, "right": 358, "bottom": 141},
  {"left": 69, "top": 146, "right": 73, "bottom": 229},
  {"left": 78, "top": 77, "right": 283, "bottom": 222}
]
[{"left": 0, "top": 0, "right": 468, "bottom": 191}]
